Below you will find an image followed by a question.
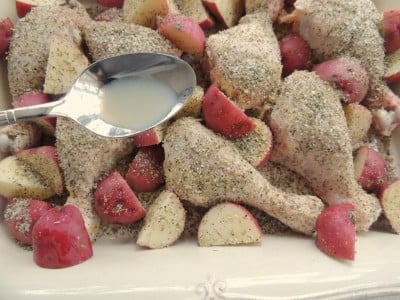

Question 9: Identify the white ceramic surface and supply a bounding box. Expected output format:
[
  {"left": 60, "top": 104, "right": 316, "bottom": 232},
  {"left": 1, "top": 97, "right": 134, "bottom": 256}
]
[{"left": 1, "top": 1, "right": 400, "bottom": 299}]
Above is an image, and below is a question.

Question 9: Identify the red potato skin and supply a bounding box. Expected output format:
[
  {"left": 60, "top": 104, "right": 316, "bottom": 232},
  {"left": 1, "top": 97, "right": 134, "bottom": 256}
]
[
  {"left": 383, "top": 10, "right": 400, "bottom": 54},
  {"left": 354, "top": 146, "right": 389, "bottom": 193},
  {"left": 157, "top": 13, "right": 206, "bottom": 58},
  {"left": 256, "top": 144, "right": 273, "bottom": 169},
  {"left": 4, "top": 198, "right": 52, "bottom": 245},
  {"left": 125, "top": 145, "right": 165, "bottom": 192},
  {"left": 94, "top": 171, "right": 146, "bottom": 224},
  {"left": 19, "top": 145, "right": 59, "bottom": 164},
  {"left": 0, "top": 17, "right": 13, "bottom": 54},
  {"left": 199, "top": 19, "right": 215, "bottom": 30},
  {"left": 313, "top": 58, "right": 369, "bottom": 104},
  {"left": 279, "top": 34, "right": 311, "bottom": 77},
  {"left": 12, "top": 92, "right": 57, "bottom": 130},
  {"left": 202, "top": 85, "right": 255, "bottom": 138},
  {"left": 12, "top": 91, "right": 50, "bottom": 108},
  {"left": 315, "top": 203, "right": 356, "bottom": 260},
  {"left": 133, "top": 129, "right": 161, "bottom": 147},
  {"left": 32, "top": 205, "right": 93, "bottom": 269},
  {"left": 385, "top": 72, "right": 400, "bottom": 84},
  {"left": 97, "top": 0, "right": 124, "bottom": 8},
  {"left": 15, "top": 1, "right": 35, "bottom": 18}
]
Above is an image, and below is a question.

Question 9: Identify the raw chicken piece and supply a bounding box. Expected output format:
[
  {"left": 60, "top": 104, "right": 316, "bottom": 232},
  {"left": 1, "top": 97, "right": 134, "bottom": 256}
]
[
  {"left": 83, "top": 20, "right": 181, "bottom": 61},
  {"left": 163, "top": 117, "right": 324, "bottom": 235},
  {"left": 55, "top": 118, "right": 134, "bottom": 240},
  {"left": 292, "top": 0, "right": 400, "bottom": 135},
  {"left": 270, "top": 71, "right": 381, "bottom": 231},
  {"left": 7, "top": 3, "right": 89, "bottom": 100},
  {"left": 206, "top": 11, "right": 282, "bottom": 111}
]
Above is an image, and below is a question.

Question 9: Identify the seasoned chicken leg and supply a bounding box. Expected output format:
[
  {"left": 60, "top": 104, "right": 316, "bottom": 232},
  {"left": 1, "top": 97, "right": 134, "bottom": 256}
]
[
  {"left": 163, "top": 117, "right": 324, "bottom": 235},
  {"left": 55, "top": 118, "right": 134, "bottom": 240},
  {"left": 206, "top": 11, "right": 282, "bottom": 111},
  {"left": 292, "top": 0, "right": 400, "bottom": 135},
  {"left": 7, "top": 4, "right": 89, "bottom": 100},
  {"left": 270, "top": 71, "right": 381, "bottom": 231}
]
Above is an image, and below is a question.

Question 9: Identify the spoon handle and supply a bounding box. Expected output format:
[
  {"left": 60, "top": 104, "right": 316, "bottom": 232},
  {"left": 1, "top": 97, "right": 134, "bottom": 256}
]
[{"left": 0, "top": 100, "right": 63, "bottom": 126}]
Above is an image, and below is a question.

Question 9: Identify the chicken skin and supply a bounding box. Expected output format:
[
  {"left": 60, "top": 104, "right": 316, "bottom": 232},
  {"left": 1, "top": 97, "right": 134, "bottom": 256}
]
[
  {"left": 163, "top": 117, "right": 324, "bottom": 235},
  {"left": 206, "top": 11, "right": 282, "bottom": 112},
  {"left": 270, "top": 71, "right": 381, "bottom": 231}
]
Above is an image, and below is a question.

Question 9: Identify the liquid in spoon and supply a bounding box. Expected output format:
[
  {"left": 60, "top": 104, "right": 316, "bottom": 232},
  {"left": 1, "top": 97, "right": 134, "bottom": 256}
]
[{"left": 100, "top": 76, "right": 177, "bottom": 130}]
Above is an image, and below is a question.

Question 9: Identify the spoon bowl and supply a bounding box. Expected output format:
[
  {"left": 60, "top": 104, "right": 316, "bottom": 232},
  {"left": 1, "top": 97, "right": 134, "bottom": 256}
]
[{"left": 0, "top": 53, "right": 196, "bottom": 138}]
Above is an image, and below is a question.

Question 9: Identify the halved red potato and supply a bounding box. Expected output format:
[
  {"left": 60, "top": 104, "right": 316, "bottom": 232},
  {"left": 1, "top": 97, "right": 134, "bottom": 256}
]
[
  {"left": 379, "top": 179, "right": 400, "bottom": 234},
  {"left": 354, "top": 146, "right": 389, "bottom": 193},
  {"left": 32, "top": 205, "right": 93, "bottom": 269},
  {"left": 279, "top": 33, "right": 311, "bottom": 76},
  {"left": 383, "top": 10, "right": 400, "bottom": 54},
  {"left": 313, "top": 58, "right": 369, "bottom": 104},
  {"left": 125, "top": 145, "right": 165, "bottom": 192},
  {"left": 3, "top": 198, "right": 52, "bottom": 245},
  {"left": 384, "top": 48, "right": 400, "bottom": 83},
  {"left": 202, "top": 85, "right": 255, "bottom": 138},
  {"left": 343, "top": 103, "right": 372, "bottom": 145},
  {"left": 0, "top": 17, "right": 13, "bottom": 54},
  {"left": 315, "top": 204, "right": 355, "bottom": 260},
  {"left": 202, "top": 0, "right": 244, "bottom": 28},
  {"left": 94, "top": 171, "right": 146, "bottom": 225},
  {"left": 232, "top": 118, "right": 273, "bottom": 169},
  {"left": 157, "top": 13, "right": 206, "bottom": 58},
  {"left": 198, "top": 202, "right": 262, "bottom": 246},
  {"left": 16, "top": 145, "right": 65, "bottom": 195}
]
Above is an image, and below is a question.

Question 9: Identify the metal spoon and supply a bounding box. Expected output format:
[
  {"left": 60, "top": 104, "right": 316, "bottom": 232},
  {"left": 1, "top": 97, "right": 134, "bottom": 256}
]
[{"left": 0, "top": 53, "right": 196, "bottom": 138}]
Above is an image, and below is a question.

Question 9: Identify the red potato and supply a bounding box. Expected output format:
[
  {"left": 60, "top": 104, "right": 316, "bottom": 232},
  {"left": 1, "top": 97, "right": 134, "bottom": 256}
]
[
  {"left": 383, "top": 10, "right": 400, "bottom": 54},
  {"left": 177, "top": 0, "right": 215, "bottom": 30},
  {"left": 198, "top": 202, "right": 262, "bottom": 246},
  {"left": 133, "top": 123, "right": 168, "bottom": 147},
  {"left": 16, "top": 146, "right": 64, "bottom": 195},
  {"left": 32, "top": 204, "right": 93, "bottom": 269},
  {"left": 232, "top": 118, "right": 273, "bottom": 169},
  {"left": 379, "top": 179, "right": 400, "bottom": 234},
  {"left": 157, "top": 13, "right": 206, "bottom": 59},
  {"left": 0, "top": 17, "right": 13, "bottom": 55},
  {"left": 315, "top": 204, "right": 355, "bottom": 260},
  {"left": 354, "top": 146, "right": 389, "bottom": 193},
  {"left": 0, "top": 155, "right": 55, "bottom": 200},
  {"left": 125, "top": 145, "right": 165, "bottom": 192},
  {"left": 97, "top": 0, "right": 124, "bottom": 8},
  {"left": 3, "top": 198, "right": 52, "bottom": 245},
  {"left": 202, "top": 85, "right": 255, "bottom": 138},
  {"left": 313, "top": 58, "right": 369, "bottom": 104},
  {"left": 12, "top": 92, "right": 56, "bottom": 135},
  {"left": 343, "top": 103, "right": 372, "bottom": 145},
  {"left": 384, "top": 48, "right": 400, "bottom": 84},
  {"left": 15, "top": 0, "right": 65, "bottom": 18},
  {"left": 136, "top": 190, "right": 186, "bottom": 249},
  {"left": 94, "top": 171, "right": 146, "bottom": 225},
  {"left": 202, "top": 0, "right": 244, "bottom": 28},
  {"left": 279, "top": 33, "right": 311, "bottom": 77}
]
